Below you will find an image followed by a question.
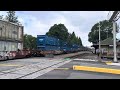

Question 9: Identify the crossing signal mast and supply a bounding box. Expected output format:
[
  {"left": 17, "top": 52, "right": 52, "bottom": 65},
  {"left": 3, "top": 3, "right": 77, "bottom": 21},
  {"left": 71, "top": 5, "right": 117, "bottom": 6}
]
[{"left": 108, "top": 11, "right": 120, "bottom": 62}]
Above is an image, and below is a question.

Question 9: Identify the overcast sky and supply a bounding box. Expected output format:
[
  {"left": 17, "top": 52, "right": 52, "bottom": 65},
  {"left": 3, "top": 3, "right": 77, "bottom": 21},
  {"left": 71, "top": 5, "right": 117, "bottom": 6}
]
[{"left": 1, "top": 11, "right": 120, "bottom": 47}]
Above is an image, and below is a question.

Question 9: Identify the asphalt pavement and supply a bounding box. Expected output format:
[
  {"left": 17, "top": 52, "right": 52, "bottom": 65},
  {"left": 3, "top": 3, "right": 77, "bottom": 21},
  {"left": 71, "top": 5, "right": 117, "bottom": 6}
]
[
  {"left": 0, "top": 52, "right": 120, "bottom": 79},
  {"left": 36, "top": 60, "right": 120, "bottom": 79}
]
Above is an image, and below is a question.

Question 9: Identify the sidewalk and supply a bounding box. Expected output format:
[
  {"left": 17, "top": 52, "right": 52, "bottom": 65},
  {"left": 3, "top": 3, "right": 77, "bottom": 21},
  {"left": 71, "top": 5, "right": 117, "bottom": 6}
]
[
  {"left": 73, "top": 58, "right": 120, "bottom": 66},
  {"left": 72, "top": 59, "right": 120, "bottom": 75}
]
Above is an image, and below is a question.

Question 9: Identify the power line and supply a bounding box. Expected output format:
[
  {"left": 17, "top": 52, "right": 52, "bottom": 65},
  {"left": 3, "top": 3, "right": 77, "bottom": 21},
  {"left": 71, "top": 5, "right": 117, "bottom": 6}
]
[{"left": 115, "top": 12, "right": 120, "bottom": 21}]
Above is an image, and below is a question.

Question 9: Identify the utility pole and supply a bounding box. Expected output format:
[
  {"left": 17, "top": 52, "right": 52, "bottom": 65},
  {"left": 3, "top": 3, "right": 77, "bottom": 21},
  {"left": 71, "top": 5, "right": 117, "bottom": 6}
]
[
  {"left": 113, "top": 21, "right": 117, "bottom": 62},
  {"left": 107, "top": 28, "right": 108, "bottom": 38},
  {"left": 99, "top": 22, "right": 101, "bottom": 61},
  {"left": 109, "top": 11, "right": 120, "bottom": 63}
]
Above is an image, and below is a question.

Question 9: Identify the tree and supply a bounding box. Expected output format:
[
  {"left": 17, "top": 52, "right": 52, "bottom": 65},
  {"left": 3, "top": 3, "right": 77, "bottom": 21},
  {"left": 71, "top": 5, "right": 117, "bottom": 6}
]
[
  {"left": 5, "top": 11, "right": 19, "bottom": 24},
  {"left": 0, "top": 15, "right": 3, "bottom": 19},
  {"left": 66, "top": 33, "right": 72, "bottom": 45},
  {"left": 46, "top": 23, "right": 83, "bottom": 46},
  {"left": 78, "top": 37, "right": 82, "bottom": 46},
  {"left": 46, "top": 24, "right": 69, "bottom": 41},
  {"left": 69, "top": 32, "right": 83, "bottom": 46},
  {"left": 70, "top": 32, "right": 76, "bottom": 44},
  {"left": 88, "top": 20, "right": 118, "bottom": 44},
  {"left": 23, "top": 34, "right": 37, "bottom": 50}
]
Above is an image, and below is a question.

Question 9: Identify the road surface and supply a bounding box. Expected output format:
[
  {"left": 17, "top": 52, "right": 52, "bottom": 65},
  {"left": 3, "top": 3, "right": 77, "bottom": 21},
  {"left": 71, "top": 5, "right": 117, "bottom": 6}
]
[
  {"left": 0, "top": 52, "right": 120, "bottom": 79},
  {"left": 35, "top": 60, "right": 120, "bottom": 79}
]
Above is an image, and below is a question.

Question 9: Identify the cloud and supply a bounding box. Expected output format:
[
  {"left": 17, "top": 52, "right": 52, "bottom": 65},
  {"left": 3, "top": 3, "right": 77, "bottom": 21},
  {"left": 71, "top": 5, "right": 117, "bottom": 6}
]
[
  {"left": 17, "top": 14, "right": 49, "bottom": 37},
  {"left": 0, "top": 11, "right": 6, "bottom": 15}
]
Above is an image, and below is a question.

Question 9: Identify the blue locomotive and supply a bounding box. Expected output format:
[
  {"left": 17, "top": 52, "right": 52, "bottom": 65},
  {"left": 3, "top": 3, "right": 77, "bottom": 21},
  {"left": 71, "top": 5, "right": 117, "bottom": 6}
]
[{"left": 37, "top": 35, "right": 80, "bottom": 55}]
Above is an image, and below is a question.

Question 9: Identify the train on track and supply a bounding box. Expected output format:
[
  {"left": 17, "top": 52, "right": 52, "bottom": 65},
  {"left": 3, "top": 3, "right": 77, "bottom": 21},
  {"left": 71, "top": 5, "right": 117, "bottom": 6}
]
[
  {"left": 36, "top": 35, "right": 85, "bottom": 56},
  {"left": 0, "top": 35, "right": 88, "bottom": 61},
  {"left": 0, "top": 19, "right": 88, "bottom": 61}
]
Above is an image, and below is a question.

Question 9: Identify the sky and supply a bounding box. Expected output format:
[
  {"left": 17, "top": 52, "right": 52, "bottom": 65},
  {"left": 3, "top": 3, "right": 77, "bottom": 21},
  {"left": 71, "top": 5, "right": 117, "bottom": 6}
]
[{"left": 1, "top": 11, "right": 120, "bottom": 47}]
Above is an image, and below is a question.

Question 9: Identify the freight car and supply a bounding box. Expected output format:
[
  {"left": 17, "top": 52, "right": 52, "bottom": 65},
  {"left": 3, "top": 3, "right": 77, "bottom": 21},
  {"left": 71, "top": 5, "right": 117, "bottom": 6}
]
[
  {"left": 0, "top": 19, "right": 30, "bottom": 61},
  {"left": 0, "top": 49, "right": 32, "bottom": 61},
  {"left": 37, "top": 35, "right": 62, "bottom": 56},
  {"left": 36, "top": 35, "right": 81, "bottom": 56}
]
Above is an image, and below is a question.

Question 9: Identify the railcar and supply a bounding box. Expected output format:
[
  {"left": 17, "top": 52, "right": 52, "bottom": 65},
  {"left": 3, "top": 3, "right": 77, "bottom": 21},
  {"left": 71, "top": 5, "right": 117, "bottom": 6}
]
[{"left": 36, "top": 35, "right": 81, "bottom": 56}]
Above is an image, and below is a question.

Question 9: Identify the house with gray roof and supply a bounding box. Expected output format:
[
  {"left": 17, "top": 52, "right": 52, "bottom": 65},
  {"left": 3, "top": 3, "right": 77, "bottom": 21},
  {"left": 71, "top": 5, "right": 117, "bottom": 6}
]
[{"left": 92, "top": 37, "right": 120, "bottom": 58}]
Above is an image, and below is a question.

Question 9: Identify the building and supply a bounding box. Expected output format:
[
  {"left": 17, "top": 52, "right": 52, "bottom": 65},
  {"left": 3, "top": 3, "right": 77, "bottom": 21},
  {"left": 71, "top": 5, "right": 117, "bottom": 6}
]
[
  {"left": 92, "top": 37, "right": 120, "bottom": 58},
  {"left": 0, "top": 19, "right": 23, "bottom": 52}
]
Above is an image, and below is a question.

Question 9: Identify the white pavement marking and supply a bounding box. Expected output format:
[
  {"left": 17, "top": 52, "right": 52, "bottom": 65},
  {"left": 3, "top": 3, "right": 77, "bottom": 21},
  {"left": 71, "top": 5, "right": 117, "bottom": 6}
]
[
  {"left": 73, "top": 59, "right": 97, "bottom": 62},
  {"left": 106, "top": 63, "right": 120, "bottom": 66},
  {"left": 0, "top": 73, "right": 24, "bottom": 79},
  {"left": 20, "top": 60, "right": 71, "bottom": 79},
  {"left": 0, "top": 64, "right": 23, "bottom": 67}
]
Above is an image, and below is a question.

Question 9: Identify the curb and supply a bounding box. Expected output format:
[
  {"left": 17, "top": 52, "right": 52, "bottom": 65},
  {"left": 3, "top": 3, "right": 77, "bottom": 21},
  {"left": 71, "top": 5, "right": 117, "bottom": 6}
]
[{"left": 73, "top": 65, "right": 120, "bottom": 75}]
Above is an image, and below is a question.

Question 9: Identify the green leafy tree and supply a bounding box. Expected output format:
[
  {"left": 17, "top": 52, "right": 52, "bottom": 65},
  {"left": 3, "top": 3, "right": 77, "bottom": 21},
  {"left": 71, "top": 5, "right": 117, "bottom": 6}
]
[
  {"left": 66, "top": 33, "right": 72, "bottom": 45},
  {"left": 78, "top": 37, "right": 82, "bottom": 46},
  {"left": 88, "top": 20, "right": 119, "bottom": 44},
  {"left": 66, "top": 32, "right": 83, "bottom": 46},
  {"left": 46, "top": 23, "right": 83, "bottom": 46},
  {"left": 5, "top": 11, "right": 19, "bottom": 24},
  {"left": 23, "top": 34, "right": 37, "bottom": 50},
  {"left": 46, "top": 24, "right": 69, "bottom": 41},
  {"left": 70, "top": 32, "right": 76, "bottom": 44}
]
